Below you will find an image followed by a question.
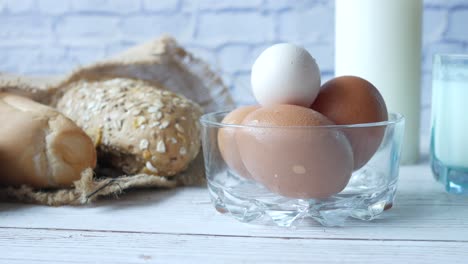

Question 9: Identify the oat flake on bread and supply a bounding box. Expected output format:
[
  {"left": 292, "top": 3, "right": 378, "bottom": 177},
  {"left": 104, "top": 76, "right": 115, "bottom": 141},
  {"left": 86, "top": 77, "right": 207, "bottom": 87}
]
[{"left": 57, "top": 78, "right": 202, "bottom": 178}]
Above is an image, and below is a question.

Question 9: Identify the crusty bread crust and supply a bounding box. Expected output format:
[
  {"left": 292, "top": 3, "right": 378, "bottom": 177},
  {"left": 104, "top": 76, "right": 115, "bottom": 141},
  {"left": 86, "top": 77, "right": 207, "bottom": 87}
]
[
  {"left": 57, "top": 78, "right": 202, "bottom": 177},
  {"left": 0, "top": 93, "right": 97, "bottom": 188}
]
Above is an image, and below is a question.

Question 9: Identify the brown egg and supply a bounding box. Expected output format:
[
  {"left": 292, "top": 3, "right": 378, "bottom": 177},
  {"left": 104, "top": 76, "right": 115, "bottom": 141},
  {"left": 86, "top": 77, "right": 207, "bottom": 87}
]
[
  {"left": 218, "top": 106, "right": 259, "bottom": 179},
  {"left": 236, "top": 104, "right": 354, "bottom": 199},
  {"left": 311, "top": 76, "right": 388, "bottom": 170}
]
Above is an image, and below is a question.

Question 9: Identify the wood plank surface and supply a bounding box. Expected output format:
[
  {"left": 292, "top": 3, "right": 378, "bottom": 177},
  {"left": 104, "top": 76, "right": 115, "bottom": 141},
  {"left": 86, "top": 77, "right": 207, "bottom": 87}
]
[
  {"left": 1, "top": 162, "right": 468, "bottom": 263},
  {"left": 1, "top": 164, "right": 468, "bottom": 242},
  {"left": 1, "top": 228, "right": 467, "bottom": 264}
]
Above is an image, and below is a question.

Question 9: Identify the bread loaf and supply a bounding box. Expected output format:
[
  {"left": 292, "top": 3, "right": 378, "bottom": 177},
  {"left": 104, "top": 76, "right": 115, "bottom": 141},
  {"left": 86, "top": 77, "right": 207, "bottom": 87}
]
[
  {"left": 56, "top": 78, "right": 202, "bottom": 176},
  {"left": 0, "top": 93, "right": 97, "bottom": 188}
]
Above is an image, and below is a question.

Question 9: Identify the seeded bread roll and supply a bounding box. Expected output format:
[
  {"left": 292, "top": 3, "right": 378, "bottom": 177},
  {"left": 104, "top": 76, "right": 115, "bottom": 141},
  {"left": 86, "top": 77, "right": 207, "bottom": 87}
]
[
  {"left": 0, "top": 93, "right": 97, "bottom": 188},
  {"left": 56, "top": 78, "right": 202, "bottom": 176}
]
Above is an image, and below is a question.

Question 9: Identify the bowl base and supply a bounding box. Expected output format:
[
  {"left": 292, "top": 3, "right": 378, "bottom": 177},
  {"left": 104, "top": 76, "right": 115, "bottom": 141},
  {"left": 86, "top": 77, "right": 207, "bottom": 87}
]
[{"left": 208, "top": 169, "right": 397, "bottom": 227}]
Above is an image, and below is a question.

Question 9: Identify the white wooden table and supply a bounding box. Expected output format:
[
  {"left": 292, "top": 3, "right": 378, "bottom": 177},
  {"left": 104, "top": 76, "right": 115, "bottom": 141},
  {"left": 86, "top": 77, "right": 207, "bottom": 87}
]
[{"left": 1, "top": 160, "right": 468, "bottom": 263}]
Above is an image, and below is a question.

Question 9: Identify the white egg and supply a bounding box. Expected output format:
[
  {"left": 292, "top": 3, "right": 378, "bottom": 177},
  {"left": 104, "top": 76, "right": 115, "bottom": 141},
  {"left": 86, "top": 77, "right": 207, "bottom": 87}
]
[{"left": 251, "top": 43, "right": 321, "bottom": 107}]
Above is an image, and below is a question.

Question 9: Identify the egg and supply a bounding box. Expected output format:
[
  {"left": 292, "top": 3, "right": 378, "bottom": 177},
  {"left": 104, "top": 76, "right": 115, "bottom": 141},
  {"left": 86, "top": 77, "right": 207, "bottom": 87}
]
[
  {"left": 251, "top": 43, "right": 321, "bottom": 107},
  {"left": 236, "top": 104, "right": 354, "bottom": 199},
  {"left": 311, "top": 76, "right": 388, "bottom": 170},
  {"left": 218, "top": 106, "right": 259, "bottom": 179}
]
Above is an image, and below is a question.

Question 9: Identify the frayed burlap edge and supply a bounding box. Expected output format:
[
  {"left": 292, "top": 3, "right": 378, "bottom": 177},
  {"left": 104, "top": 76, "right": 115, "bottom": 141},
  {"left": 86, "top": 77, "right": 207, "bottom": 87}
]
[
  {"left": 0, "top": 72, "right": 61, "bottom": 104},
  {"left": 48, "top": 35, "right": 234, "bottom": 112},
  {"left": 0, "top": 169, "right": 177, "bottom": 206},
  {"left": 0, "top": 36, "right": 234, "bottom": 113},
  {"left": 0, "top": 151, "right": 207, "bottom": 206}
]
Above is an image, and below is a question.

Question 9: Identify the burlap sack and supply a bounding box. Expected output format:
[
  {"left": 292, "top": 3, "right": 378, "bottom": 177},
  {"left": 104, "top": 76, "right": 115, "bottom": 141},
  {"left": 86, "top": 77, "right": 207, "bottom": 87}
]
[{"left": 0, "top": 35, "right": 234, "bottom": 205}]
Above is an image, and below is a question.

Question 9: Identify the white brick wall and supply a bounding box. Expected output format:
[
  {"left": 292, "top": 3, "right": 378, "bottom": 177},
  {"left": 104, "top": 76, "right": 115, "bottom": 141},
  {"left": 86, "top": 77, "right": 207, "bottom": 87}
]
[{"left": 0, "top": 0, "right": 467, "bottom": 135}]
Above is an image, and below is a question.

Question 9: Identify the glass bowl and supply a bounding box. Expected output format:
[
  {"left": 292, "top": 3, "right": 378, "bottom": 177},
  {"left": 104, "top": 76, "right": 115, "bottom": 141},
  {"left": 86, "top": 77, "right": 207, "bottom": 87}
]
[{"left": 200, "top": 111, "right": 405, "bottom": 227}]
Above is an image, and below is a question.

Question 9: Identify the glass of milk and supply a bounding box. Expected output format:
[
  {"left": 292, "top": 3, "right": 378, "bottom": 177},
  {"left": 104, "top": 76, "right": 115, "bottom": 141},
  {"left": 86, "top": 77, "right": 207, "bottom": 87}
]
[{"left": 431, "top": 54, "right": 468, "bottom": 194}]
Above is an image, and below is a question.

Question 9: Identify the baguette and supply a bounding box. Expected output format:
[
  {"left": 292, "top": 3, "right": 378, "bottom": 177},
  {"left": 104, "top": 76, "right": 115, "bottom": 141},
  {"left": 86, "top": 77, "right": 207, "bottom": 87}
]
[{"left": 0, "top": 93, "right": 97, "bottom": 188}]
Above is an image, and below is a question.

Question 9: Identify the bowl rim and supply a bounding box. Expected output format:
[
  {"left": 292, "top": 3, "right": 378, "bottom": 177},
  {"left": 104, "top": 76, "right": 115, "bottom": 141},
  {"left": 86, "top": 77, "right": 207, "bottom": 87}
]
[{"left": 200, "top": 110, "right": 405, "bottom": 129}]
